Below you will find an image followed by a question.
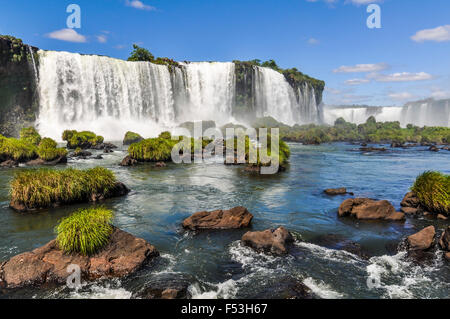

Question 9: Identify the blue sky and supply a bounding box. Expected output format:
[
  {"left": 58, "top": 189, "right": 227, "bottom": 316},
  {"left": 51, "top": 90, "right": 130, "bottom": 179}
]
[{"left": 1, "top": 0, "right": 449, "bottom": 106}]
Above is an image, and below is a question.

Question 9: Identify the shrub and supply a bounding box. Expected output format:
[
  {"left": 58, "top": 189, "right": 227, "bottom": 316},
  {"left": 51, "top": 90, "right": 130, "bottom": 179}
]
[
  {"left": 62, "top": 130, "right": 104, "bottom": 149},
  {"left": 19, "top": 127, "right": 41, "bottom": 145},
  {"left": 10, "top": 167, "right": 117, "bottom": 210},
  {"left": 55, "top": 207, "right": 114, "bottom": 256},
  {"left": 412, "top": 171, "right": 449, "bottom": 215},
  {"left": 0, "top": 135, "right": 38, "bottom": 161},
  {"left": 123, "top": 131, "right": 143, "bottom": 145},
  {"left": 37, "top": 138, "right": 68, "bottom": 161},
  {"left": 128, "top": 138, "right": 177, "bottom": 162},
  {"left": 158, "top": 131, "right": 172, "bottom": 139}
]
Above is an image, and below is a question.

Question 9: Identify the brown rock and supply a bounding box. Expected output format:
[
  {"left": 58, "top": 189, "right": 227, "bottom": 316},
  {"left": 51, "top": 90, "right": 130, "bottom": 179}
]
[
  {"left": 445, "top": 252, "right": 450, "bottom": 261},
  {"left": 26, "top": 156, "right": 67, "bottom": 166},
  {"left": 386, "top": 212, "right": 406, "bottom": 221},
  {"left": 339, "top": 198, "right": 403, "bottom": 221},
  {"left": 241, "top": 226, "right": 294, "bottom": 255},
  {"left": 437, "top": 214, "right": 448, "bottom": 220},
  {"left": 324, "top": 188, "right": 348, "bottom": 196},
  {"left": 0, "top": 227, "right": 159, "bottom": 289},
  {"left": 400, "top": 192, "right": 419, "bottom": 208},
  {"left": 439, "top": 227, "right": 450, "bottom": 251},
  {"left": 120, "top": 155, "right": 138, "bottom": 167},
  {"left": 155, "top": 162, "right": 166, "bottom": 168},
  {"left": 407, "top": 226, "right": 436, "bottom": 251},
  {"left": 400, "top": 206, "right": 419, "bottom": 215},
  {"left": 0, "top": 160, "right": 19, "bottom": 167},
  {"left": 183, "top": 206, "right": 253, "bottom": 230}
]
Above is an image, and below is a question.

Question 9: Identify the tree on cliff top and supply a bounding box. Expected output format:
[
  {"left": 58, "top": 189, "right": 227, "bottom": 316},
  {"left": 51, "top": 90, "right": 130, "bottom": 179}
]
[{"left": 128, "top": 44, "right": 154, "bottom": 62}]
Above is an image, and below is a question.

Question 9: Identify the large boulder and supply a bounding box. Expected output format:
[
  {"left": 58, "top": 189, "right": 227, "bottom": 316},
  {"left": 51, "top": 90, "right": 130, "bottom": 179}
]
[
  {"left": 182, "top": 206, "right": 253, "bottom": 231},
  {"left": 439, "top": 226, "right": 450, "bottom": 251},
  {"left": 338, "top": 198, "right": 405, "bottom": 221},
  {"left": 407, "top": 226, "right": 436, "bottom": 251},
  {"left": 0, "top": 227, "right": 158, "bottom": 289},
  {"left": 241, "top": 226, "right": 294, "bottom": 255},
  {"left": 120, "top": 155, "right": 138, "bottom": 167}
]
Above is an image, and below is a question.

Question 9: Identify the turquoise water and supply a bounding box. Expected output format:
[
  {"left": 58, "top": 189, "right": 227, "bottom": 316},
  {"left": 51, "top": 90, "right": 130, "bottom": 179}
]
[{"left": 0, "top": 143, "right": 449, "bottom": 299}]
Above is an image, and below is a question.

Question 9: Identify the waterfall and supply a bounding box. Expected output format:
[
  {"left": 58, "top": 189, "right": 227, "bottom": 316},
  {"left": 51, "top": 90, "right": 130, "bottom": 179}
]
[
  {"left": 27, "top": 45, "right": 38, "bottom": 82},
  {"left": 36, "top": 50, "right": 322, "bottom": 140},
  {"left": 254, "top": 66, "right": 299, "bottom": 125},
  {"left": 178, "top": 62, "right": 236, "bottom": 124},
  {"left": 323, "top": 100, "right": 450, "bottom": 127}
]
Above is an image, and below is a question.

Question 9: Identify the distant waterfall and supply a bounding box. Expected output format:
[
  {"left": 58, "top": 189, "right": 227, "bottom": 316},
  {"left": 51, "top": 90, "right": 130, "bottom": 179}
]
[
  {"left": 36, "top": 50, "right": 322, "bottom": 140},
  {"left": 323, "top": 100, "right": 450, "bottom": 127}
]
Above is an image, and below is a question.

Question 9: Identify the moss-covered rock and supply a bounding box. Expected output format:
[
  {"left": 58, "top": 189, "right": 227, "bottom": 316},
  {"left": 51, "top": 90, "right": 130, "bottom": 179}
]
[
  {"left": 19, "top": 126, "right": 41, "bottom": 145},
  {"left": 37, "top": 137, "right": 68, "bottom": 161},
  {"left": 128, "top": 138, "right": 177, "bottom": 162},
  {"left": 0, "top": 134, "right": 37, "bottom": 162},
  {"left": 0, "top": 36, "right": 39, "bottom": 137},
  {"left": 411, "top": 171, "right": 449, "bottom": 215},
  {"left": 9, "top": 167, "right": 130, "bottom": 211},
  {"left": 62, "top": 130, "right": 104, "bottom": 149},
  {"left": 123, "top": 131, "right": 144, "bottom": 145}
]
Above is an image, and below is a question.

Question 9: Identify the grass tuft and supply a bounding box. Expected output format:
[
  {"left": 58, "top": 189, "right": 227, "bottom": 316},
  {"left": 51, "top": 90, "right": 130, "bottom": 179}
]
[
  {"left": 123, "top": 131, "right": 143, "bottom": 145},
  {"left": 19, "top": 127, "right": 41, "bottom": 145},
  {"left": 128, "top": 137, "right": 177, "bottom": 162},
  {"left": 62, "top": 130, "right": 104, "bottom": 149},
  {"left": 412, "top": 171, "right": 449, "bottom": 214},
  {"left": 37, "top": 138, "right": 68, "bottom": 161},
  {"left": 10, "top": 167, "right": 117, "bottom": 209},
  {"left": 55, "top": 207, "right": 114, "bottom": 256},
  {"left": 0, "top": 134, "right": 38, "bottom": 161}
]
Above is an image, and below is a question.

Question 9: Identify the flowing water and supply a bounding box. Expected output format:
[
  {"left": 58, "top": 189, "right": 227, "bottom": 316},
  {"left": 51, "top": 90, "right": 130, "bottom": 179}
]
[
  {"left": 0, "top": 143, "right": 448, "bottom": 299},
  {"left": 324, "top": 100, "right": 450, "bottom": 127},
  {"left": 35, "top": 51, "right": 321, "bottom": 141}
]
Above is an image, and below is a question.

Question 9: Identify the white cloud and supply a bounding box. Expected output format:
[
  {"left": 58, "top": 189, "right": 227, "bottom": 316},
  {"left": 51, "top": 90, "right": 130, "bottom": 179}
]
[
  {"left": 411, "top": 25, "right": 450, "bottom": 43},
  {"left": 46, "top": 29, "right": 87, "bottom": 43},
  {"left": 388, "top": 92, "right": 415, "bottom": 101},
  {"left": 345, "top": 78, "right": 370, "bottom": 85},
  {"left": 374, "top": 72, "right": 433, "bottom": 82},
  {"left": 96, "top": 35, "right": 107, "bottom": 43},
  {"left": 126, "top": 0, "right": 155, "bottom": 11},
  {"left": 307, "top": 38, "right": 320, "bottom": 45},
  {"left": 430, "top": 88, "right": 450, "bottom": 99},
  {"left": 333, "top": 63, "right": 388, "bottom": 73}
]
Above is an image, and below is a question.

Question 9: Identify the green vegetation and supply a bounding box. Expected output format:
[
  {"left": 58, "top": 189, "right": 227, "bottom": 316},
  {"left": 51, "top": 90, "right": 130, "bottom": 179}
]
[
  {"left": 127, "top": 44, "right": 180, "bottom": 71},
  {"left": 123, "top": 131, "right": 143, "bottom": 145},
  {"left": 158, "top": 131, "right": 172, "bottom": 139},
  {"left": 260, "top": 116, "right": 450, "bottom": 145},
  {"left": 10, "top": 167, "right": 117, "bottom": 210},
  {"left": 0, "top": 134, "right": 37, "bottom": 161},
  {"left": 128, "top": 137, "right": 177, "bottom": 162},
  {"left": 37, "top": 138, "right": 68, "bottom": 161},
  {"left": 55, "top": 207, "right": 114, "bottom": 256},
  {"left": 19, "top": 127, "right": 41, "bottom": 145},
  {"left": 62, "top": 130, "right": 104, "bottom": 149},
  {"left": 412, "top": 171, "right": 449, "bottom": 215}
]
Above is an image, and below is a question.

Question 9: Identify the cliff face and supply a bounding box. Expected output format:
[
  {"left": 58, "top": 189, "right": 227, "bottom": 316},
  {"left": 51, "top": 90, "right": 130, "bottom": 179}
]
[{"left": 0, "top": 36, "right": 39, "bottom": 137}]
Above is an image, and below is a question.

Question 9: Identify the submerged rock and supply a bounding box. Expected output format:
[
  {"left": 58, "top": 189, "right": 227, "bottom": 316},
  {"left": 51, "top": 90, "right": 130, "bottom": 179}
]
[
  {"left": 323, "top": 188, "right": 353, "bottom": 196},
  {"left": 25, "top": 156, "right": 67, "bottom": 166},
  {"left": 155, "top": 162, "right": 166, "bottom": 168},
  {"left": 428, "top": 145, "right": 439, "bottom": 152},
  {"left": 241, "top": 226, "right": 294, "bottom": 255},
  {"left": 0, "top": 227, "right": 159, "bottom": 289},
  {"left": 120, "top": 155, "right": 138, "bottom": 167},
  {"left": 0, "top": 160, "right": 19, "bottom": 168},
  {"left": 182, "top": 206, "right": 253, "bottom": 231},
  {"left": 312, "top": 234, "right": 370, "bottom": 259},
  {"left": 338, "top": 198, "right": 405, "bottom": 221},
  {"left": 134, "top": 273, "right": 194, "bottom": 299},
  {"left": 253, "top": 276, "right": 315, "bottom": 299},
  {"left": 407, "top": 226, "right": 436, "bottom": 251},
  {"left": 359, "top": 147, "right": 386, "bottom": 152}
]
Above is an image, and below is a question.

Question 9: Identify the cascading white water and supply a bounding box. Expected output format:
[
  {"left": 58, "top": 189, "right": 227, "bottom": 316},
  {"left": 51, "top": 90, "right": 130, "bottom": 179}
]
[
  {"left": 178, "top": 62, "right": 236, "bottom": 123},
  {"left": 27, "top": 45, "right": 38, "bottom": 82},
  {"left": 323, "top": 100, "right": 450, "bottom": 127},
  {"left": 254, "top": 66, "right": 299, "bottom": 125},
  {"left": 36, "top": 50, "right": 322, "bottom": 140}
]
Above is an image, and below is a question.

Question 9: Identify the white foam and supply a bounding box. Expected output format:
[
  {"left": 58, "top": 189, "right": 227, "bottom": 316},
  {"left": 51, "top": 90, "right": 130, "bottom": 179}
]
[{"left": 303, "top": 277, "right": 345, "bottom": 299}]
